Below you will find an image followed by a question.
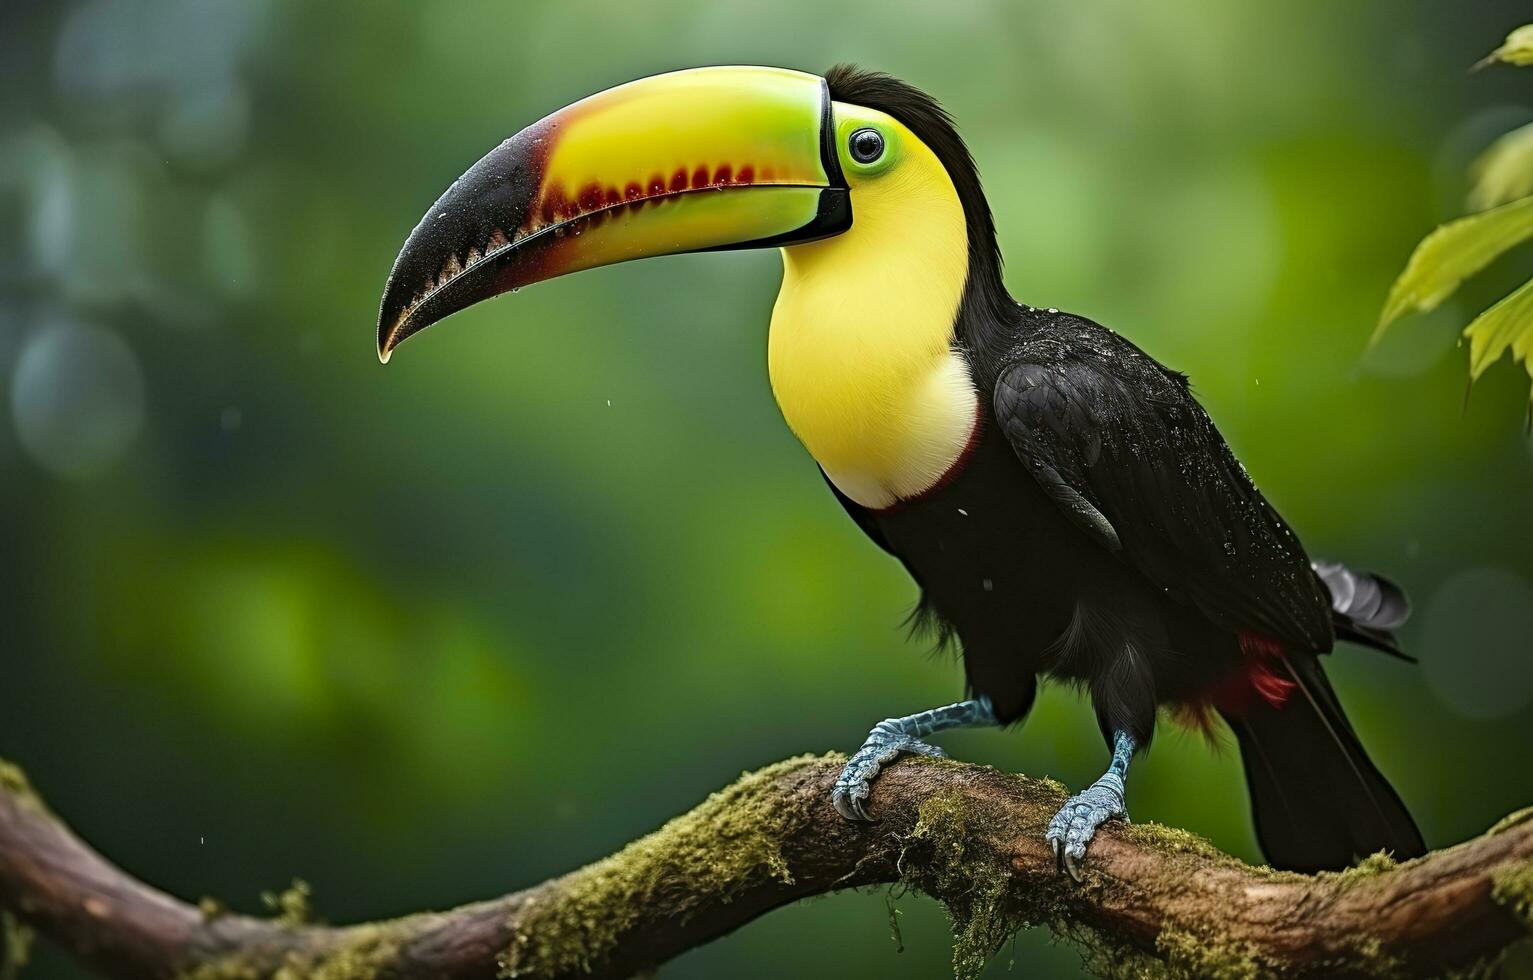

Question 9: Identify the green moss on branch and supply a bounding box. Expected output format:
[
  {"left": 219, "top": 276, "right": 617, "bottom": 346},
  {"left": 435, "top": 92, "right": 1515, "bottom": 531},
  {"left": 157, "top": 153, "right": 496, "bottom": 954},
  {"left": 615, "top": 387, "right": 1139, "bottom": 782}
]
[
  {"left": 902, "top": 789, "right": 1025, "bottom": 979},
  {"left": 7, "top": 753, "right": 1533, "bottom": 980},
  {"left": 498, "top": 755, "right": 814, "bottom": 978},
  {"left": 1, "top": 911, "right": 35, "bottom": 980},
  {"left": 1153, "top": 927, "right": 1267, "bottom": 980},
  {"left": 1492, "top": 859, "right": 1533, "bottom": 930},
  {"left": 0, "top": 761, "right": 47, "bottom": 819},
  {"left": 178, "top": 926, "right": 402, "bottom": 980},
  {"left": 262, "top": 880, "right": 315, "bottom": 928}
]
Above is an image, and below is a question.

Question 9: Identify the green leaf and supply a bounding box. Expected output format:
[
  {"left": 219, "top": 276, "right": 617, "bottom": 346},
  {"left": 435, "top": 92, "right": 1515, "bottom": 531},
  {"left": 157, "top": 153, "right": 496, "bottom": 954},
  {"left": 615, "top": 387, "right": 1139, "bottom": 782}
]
[
  {"left": 1374, "top": 194, "right": 1533, "bottom": 344},
  {"left": 1469, "top": 122, "right": 1533, "bottom": 212},
  {"left": 1475, "top": 24, "right": 1533, "bottom": 70},
  {"left": 1463, "top": 276, "right": 1533, "bottom": 403}
]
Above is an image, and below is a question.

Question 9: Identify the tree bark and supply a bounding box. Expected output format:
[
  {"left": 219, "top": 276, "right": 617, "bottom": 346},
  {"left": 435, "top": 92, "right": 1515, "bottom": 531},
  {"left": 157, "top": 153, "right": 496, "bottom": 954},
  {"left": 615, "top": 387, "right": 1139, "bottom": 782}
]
[{"left": 1, "top": 754, "right": 1530, "bottom": 979}]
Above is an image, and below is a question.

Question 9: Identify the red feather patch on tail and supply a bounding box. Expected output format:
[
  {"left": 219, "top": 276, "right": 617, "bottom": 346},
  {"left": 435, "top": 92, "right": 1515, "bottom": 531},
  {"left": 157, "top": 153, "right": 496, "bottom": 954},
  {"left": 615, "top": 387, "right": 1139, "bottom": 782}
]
[
  {"left": 1174, "top": 632, "right": 1297, "bottom": 736},
  {"left": 1232, "top": 632, "right": 1298, "bottom": 710}
]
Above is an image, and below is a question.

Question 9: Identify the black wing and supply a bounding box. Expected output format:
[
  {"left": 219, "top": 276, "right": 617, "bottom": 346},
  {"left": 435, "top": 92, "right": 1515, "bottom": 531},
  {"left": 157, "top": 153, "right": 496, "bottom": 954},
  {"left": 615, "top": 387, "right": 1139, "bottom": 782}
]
[{"left": 992, "top": 318, "right": 1333, "bottom": 651}]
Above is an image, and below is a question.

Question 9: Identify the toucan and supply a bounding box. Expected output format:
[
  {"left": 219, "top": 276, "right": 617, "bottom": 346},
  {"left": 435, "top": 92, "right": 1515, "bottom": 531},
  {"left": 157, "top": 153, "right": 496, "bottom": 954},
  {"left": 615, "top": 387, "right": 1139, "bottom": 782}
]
[{"left": 377, "top": 65, "right": 1426, "bottom": 877}]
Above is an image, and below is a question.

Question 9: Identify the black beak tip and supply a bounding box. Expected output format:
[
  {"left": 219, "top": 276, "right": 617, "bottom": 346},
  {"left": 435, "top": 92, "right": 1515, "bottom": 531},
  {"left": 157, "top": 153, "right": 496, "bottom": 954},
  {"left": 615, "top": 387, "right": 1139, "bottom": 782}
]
[
  {"left": 377, "top": 319, "right": 416, "bottom": 365},
  {"left": 376, "top": 288, "right": 406, "bottom": 364},
  {"left": 376, "top": 320, "right": 394, "bottom": 364},
  {"left": 377, "top": 308, "right": 432, "bottom": 365}
]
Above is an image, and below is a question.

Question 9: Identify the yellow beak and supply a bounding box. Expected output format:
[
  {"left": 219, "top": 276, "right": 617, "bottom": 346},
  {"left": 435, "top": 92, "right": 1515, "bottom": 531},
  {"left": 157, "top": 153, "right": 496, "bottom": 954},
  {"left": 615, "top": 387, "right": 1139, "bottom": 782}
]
[{"left": 377, "top": 66, "right": 850, "bottom": 362}]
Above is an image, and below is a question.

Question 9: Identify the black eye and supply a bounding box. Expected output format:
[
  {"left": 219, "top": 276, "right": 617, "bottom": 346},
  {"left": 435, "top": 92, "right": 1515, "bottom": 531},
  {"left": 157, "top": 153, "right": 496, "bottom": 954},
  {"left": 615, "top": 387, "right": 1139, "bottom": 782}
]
[{"left": 849, "top": 128, "right": 885, "bottom": 165}]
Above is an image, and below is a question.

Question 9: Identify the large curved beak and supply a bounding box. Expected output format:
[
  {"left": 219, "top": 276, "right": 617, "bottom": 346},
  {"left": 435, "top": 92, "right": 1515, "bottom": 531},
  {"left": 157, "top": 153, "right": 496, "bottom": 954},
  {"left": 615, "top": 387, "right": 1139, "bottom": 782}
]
[{"left": 377, "top": 66, "right": 849, "bottom": 362}]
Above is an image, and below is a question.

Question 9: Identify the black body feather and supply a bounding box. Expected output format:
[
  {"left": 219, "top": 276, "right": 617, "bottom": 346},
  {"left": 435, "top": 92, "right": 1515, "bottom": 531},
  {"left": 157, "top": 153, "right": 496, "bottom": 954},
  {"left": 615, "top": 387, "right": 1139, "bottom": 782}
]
[
  {"left": 1221, "top": 653, "right": 1425, "bottom": 873},
  {"left": 823, "top": 66, "right": 1425, "bottom": 871}
]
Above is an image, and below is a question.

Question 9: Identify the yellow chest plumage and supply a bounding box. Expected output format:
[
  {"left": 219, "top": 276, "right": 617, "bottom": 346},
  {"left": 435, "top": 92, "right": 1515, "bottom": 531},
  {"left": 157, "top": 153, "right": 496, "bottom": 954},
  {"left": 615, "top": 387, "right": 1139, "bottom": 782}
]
[{"left": 767, "top": 118, "right": 977, "bottom": 510}]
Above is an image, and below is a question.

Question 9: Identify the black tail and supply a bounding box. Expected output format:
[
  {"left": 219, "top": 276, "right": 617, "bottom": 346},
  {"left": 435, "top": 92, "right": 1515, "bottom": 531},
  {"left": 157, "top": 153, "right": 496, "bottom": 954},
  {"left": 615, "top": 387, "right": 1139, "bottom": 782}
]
[
  {"left": 1220, "top": 653, "right": 1425, "bottom": 873},
  {"left": 1314, "top": 560, "right": 1414, "bottom": 660}
]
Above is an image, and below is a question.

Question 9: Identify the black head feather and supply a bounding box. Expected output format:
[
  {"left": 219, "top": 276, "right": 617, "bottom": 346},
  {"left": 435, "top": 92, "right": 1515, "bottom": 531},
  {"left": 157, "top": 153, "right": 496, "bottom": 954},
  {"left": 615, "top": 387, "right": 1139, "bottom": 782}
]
[{"left": 824, "top": 64, "right": 1019, "bottom": 375}]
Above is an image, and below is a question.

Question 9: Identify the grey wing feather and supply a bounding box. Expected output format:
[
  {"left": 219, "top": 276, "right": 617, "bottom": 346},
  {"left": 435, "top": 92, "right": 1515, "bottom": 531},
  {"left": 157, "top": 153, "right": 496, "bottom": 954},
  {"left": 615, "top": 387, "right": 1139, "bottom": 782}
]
[{"left": 1313, "top": 560, "right": 1411, "bottom": 631}]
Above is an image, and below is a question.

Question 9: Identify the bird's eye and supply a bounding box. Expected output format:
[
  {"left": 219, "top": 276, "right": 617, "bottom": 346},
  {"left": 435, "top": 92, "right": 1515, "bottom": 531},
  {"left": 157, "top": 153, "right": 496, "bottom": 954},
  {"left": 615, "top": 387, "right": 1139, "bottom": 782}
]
[{"left": 849, "top": 128, "right": 885, "bottom": 165}]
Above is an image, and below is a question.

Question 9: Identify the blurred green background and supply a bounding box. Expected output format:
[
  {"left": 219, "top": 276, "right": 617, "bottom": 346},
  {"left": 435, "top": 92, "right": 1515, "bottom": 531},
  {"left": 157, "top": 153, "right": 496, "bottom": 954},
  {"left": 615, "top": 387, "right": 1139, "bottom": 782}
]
[{"left": 3, "top": 1, "right": 1533, "bottom": 976}]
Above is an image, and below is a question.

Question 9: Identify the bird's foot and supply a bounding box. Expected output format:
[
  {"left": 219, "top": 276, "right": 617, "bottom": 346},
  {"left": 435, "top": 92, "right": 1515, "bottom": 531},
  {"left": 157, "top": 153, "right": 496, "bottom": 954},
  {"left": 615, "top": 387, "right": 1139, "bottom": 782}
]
[
  {"left": 1046, "top": 781, "right": 1127, "bottom": 882},
  {"left": 832, "top": 721, "right": 947, "bottom": 821}
]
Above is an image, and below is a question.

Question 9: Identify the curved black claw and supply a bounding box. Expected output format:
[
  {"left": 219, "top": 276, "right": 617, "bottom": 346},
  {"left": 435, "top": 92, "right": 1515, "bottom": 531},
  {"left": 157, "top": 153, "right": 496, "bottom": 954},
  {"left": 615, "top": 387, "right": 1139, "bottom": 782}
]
[
  {"left": 1045, "top": 783, "right": 1127, "bottom": 882},
  {"left": 832, "top": 723, "right": 946, "bottom": 821}
]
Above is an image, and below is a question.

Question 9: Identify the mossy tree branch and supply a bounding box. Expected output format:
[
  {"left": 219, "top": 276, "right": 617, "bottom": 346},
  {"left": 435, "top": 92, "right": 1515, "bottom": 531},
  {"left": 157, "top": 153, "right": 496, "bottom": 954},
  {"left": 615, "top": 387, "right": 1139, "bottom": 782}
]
[{"left": 2, "top": 755, "right": 1531, "bottom": 980}]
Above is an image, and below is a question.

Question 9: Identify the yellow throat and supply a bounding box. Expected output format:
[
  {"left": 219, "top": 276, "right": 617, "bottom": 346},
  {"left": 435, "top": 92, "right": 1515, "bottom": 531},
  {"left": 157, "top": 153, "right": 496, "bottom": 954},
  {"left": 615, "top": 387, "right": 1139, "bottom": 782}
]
[{"left": 768, "top": 112, "right": 977, "bottom": 510}]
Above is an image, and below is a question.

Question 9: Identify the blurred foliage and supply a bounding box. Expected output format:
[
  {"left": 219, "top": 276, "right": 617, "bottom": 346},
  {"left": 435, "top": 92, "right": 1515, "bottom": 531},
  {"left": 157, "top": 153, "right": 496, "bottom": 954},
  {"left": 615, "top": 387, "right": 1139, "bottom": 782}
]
[
  {"left": 2, "top": 2, "right": 1533, "bottom": 978},
  {"left": 1378, "top": 24, "right": 1533, "bottom": 413},
  {"left": 1468, "top": 121, "right": 1533, "bottom": 211},
  {"left": 1477, "top": 24, "right": 1533, "bottom": 70},
  {"left": 1465, "top": 277, "right": 1533, "bottom": 398},
  {"left": 1376, "top": 197, "right": 1533, "bottom": 331}
]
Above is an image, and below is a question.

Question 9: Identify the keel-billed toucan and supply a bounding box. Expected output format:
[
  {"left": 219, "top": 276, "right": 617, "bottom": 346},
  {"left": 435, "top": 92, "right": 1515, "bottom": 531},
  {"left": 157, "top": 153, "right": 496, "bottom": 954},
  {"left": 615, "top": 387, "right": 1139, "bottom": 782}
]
[{"left": 377, "top": 65, "right": 1426, "bottom": 876}]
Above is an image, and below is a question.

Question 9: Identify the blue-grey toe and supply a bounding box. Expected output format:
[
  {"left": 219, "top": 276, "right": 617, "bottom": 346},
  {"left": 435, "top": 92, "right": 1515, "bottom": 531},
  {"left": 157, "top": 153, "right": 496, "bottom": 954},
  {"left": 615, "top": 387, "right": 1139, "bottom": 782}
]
[{"left": 832, "top": 729, "right": 946, "bottom": 822}]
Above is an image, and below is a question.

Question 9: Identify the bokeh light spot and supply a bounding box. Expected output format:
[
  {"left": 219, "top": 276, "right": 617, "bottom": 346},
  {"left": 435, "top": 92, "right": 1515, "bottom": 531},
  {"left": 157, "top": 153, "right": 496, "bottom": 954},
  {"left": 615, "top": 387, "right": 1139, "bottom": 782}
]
[
  {"left": 158, "top": 81, "right": 250, "bottom": 170},
  {"left": 1421, "top": 567, "right": 1533, "bottom": 720},
  {"left": 203, "top": 194, "right": 258, "bottom": 296},
  {"left": 11, "top": 319, "right": 145, "bottom": 480}
]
